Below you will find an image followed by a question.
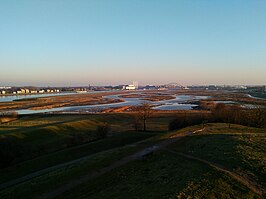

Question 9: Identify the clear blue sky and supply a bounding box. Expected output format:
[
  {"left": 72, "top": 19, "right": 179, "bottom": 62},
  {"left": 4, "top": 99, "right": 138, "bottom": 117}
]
[{"left": 0, "top": 0, "right": 265, "bottom": 86}]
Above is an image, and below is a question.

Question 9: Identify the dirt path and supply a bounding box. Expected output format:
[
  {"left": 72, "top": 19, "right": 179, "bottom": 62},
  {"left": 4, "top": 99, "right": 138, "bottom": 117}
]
[
  {"left": 36, "top": 130, "right": 201, "bottom": 199},
  {"left": 166, "top": 150, "right": 265, "bottom": 196}
]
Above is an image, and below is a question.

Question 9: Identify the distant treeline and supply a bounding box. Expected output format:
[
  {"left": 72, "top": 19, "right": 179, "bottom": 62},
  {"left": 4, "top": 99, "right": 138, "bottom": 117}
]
[{"left": 169, "top": 103, "right": 266, "bottom": 131}]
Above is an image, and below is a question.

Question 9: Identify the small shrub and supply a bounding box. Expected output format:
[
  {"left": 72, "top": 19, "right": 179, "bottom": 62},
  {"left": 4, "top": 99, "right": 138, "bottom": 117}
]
[{"left": 96, "top": 124, "right": 111, "bottom": 139}]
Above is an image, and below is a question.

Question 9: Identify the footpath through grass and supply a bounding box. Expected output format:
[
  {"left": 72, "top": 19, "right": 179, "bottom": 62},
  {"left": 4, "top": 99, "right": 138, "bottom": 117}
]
[
  {"left": 57, "top": 149, "right": 259, "bottom": 199},
  {"left": 53, "top": 124, "right": 265, "bottom": 199},
  {"left": 0, "top": 130, "right": 153, "bottom": 184},
  {"left": 0, "top": 126, "right": 198, "bottom": 199},
  {"left": 2, "top": 116, "right": 264, "bottom": 199},
  {"left": 168, "top": 123, "right": 266, "bottom": 190}
]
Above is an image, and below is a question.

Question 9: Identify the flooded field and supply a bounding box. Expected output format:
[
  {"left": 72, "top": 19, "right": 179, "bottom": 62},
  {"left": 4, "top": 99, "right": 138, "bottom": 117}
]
[{"left": 15, "top": 94, "right": 209, "bottom": 114}]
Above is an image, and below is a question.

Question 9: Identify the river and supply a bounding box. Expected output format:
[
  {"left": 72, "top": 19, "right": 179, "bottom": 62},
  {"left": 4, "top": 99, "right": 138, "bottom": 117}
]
[{"left": 12, "top": 94, "right": 209, "bottom": 115}]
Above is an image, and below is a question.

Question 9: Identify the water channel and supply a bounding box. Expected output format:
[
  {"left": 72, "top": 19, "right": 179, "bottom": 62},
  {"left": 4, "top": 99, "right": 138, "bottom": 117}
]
[
  {"left": 1, "top": 91, "right": 263, "bottom": 115},
  {"left": 9, "top": 94, "right": 209, "bottom": 115}
]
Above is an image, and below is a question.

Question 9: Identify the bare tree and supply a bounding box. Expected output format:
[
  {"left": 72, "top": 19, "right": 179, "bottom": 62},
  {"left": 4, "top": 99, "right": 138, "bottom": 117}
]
[
  {"left": 96, "top": 123, "right": 111, "bottom": 139},
  {"left": 135, "top": 102, "right": 152, "bottom": 131},
  {"left": 132, "top": 115, "right": 142, "bottom": 131}
]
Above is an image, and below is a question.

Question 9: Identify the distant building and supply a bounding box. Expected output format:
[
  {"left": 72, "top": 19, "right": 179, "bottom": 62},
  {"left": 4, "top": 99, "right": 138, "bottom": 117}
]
[
  {"left": 206, "top": 85, "right": 217, "bottom": 90},
  {"left": 123, "top": 81, "right": 138, "bottom": 90},
  {"left": 123, "top": 85, "right": 136, "bottom": 90},
  {"left": 133, "top": 81, "right": 138, "bottom": 89},
  {"left": 143, "top": 85, "right": 156, "bottom": 90}
]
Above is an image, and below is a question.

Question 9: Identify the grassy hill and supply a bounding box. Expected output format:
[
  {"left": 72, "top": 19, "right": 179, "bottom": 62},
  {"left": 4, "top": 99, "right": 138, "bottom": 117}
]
[
  {"left": 0, "top": 121, "right": 265, "bottom": 199},
  {"left": 0, "top": 112, "right": 265, "bottom": 199},
  {"left": 53, "top": 123, "right": 265, "bottom": 199}
]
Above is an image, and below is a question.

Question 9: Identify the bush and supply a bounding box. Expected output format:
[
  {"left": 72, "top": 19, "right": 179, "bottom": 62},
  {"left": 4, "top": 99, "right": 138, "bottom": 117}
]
[{"left": 96, "top": 124, "right": 111, "bottom": 139}]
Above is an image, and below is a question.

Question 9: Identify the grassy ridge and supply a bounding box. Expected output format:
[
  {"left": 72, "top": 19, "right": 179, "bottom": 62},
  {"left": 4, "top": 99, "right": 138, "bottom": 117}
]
[
  {"left": 0, "top": 113, "right": 265, "bottom": 199},
  {"left": 0, "top": 136, "right": 160, "bottom": 199},
  {"left": 58, "top": 149, "right": 258, "bottom": 199},
  {"left": 55, "top": 124, "right": 265, "bottom": 199},
  {"left": 169, "top": 123, "right": 266, "bottom": 190},
  {"left": 0, "top": 118, "right": 103, "bottom": 167},
  {"left": 0, "top": 126, "right": 197, "bottom": 199},
  {"left": 0, "top": 114, "right": 139, "bottom": 167},
  {"left": 0, "top": 131, "right": 153, "bottom": 184},
  {"left": 0, "top": 113, "right": 174, "bottom": 184}
]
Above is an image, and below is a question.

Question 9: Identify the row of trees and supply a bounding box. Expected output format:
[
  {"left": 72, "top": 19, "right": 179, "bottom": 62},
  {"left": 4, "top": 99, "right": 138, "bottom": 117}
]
[
  {"left": 168, "top": 113, "right": 208, "bottom": 131},
  {"left": 211, "top": 103, "right": 266, "bottom": 128},
  {"left": 169, "top": 103, "right": 266, "bottom": 131},
  {"left": 132, "top": 102, "right": 265, "bottom": 132}
]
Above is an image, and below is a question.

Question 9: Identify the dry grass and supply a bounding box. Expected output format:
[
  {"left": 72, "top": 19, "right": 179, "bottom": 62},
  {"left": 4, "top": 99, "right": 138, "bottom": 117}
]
[{"left": 0, "top": 91, "right": 127, "bottom": 111}]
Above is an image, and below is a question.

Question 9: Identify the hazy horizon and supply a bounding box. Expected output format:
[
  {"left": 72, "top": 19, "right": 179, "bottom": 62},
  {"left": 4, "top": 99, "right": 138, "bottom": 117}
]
[
  {"left": 1, "top": 0, "right": 266, "bottom": 86},
  {"left": 1, "top": 83, "right": 266, "bottom": 88}
]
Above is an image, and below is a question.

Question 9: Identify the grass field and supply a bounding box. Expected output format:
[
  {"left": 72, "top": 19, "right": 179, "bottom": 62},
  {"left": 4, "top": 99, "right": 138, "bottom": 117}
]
[
  {"left": 168, "top": 123, "right": 266, "bottom": 192},
  {"left": 0, "top": 131, "right": 153, "bottom": 184},
  {"left": 0, "top": 113, "right": 175, "bottom": 184},
  {"left": 54, "top": 124, "right": 265, "bottom": 199},
  {"left": 0, "top": 113, "right": 265, "bottom": 199},
  {"left": 0, "top": 114, "right": 172, "bottom": 167},
  {"left": 58, "top": 151, "right": 258, "bottom": 199},
  {"left": 0, "top": 125, "right": 198, "bottom": 199}
]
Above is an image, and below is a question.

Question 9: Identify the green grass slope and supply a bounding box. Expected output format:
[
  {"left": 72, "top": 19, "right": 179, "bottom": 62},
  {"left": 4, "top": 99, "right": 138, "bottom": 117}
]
[{"left": 56, "top": 124, "right": 265, "bottom": 199}]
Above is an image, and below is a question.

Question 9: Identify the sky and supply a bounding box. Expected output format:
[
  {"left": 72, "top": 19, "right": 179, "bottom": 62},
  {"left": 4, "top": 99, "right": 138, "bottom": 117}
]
[{"left": 0, "top": 0, "right": 265, "bottom": 86}]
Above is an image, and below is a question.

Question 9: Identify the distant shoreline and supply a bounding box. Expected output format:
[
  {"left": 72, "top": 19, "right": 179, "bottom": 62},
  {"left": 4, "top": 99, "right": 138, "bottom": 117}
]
[{"left": 0, "top": 91, "right": 76, "bottom": 97}]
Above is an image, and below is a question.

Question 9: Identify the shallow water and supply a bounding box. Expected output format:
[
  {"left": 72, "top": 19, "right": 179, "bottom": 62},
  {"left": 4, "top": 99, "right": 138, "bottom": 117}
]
[
  {"left": 14, "top": 94, "right": 209, "bottom": 114},
  {"left": 153, "top": 103, "right": 198, "bottom": 110}
]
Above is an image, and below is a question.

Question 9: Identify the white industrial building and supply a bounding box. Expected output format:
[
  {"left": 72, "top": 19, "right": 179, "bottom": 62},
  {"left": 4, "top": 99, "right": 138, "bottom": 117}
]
[
  {"left": 123, "top": 81, "right": 138, "bottom": 90},
  {"left": 123, "top": 85, "right": 136, "bottom": 90}
]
